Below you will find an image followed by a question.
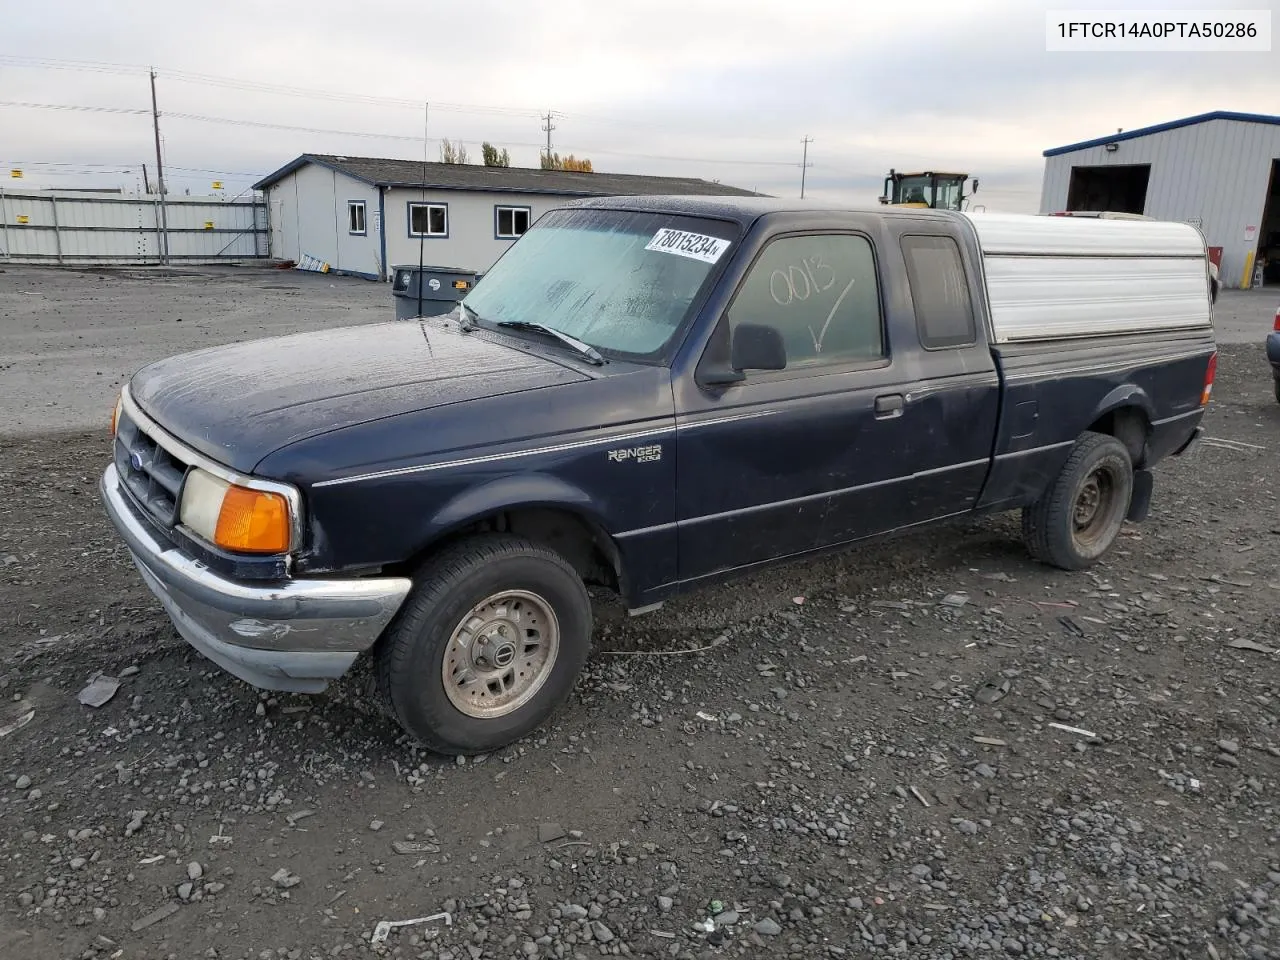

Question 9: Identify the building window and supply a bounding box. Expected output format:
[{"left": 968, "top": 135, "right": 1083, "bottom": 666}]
[
  {"left": 495, "top": 205, "right": 531, "bottom": 239},
  {"left": 408, "top": 202, "right": 448, "bottom": 238},
  {"left": 347, "top": 201, "right": 366, "bottom": 235}
]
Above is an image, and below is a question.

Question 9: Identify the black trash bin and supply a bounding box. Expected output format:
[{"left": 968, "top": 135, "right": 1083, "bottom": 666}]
[{"left": 390, "top": 264, "right": 481, "bottom": 319}]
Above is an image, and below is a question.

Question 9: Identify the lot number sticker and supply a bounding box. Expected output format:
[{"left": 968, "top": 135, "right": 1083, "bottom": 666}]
[{"left": 645, "top": 228, "right": 731, "bottom": 264}]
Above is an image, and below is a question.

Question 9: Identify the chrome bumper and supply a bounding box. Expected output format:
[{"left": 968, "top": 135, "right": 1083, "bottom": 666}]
[{"left": 100, "top": 464, "right": 411, "bottom": 693}]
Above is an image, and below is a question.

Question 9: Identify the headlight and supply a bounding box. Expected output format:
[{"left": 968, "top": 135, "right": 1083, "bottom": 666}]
[
  {"left": 111, "top": 394, "right": 123, "bottom": 435},
  {"left": 179, "top": 468, "right": 291, "bottom": 554}
]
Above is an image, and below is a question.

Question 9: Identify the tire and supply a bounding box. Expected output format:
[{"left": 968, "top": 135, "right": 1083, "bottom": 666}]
[
  {"left": 1021, "top": 431, "right": 1134, "bottom": 571},
  {"left": 375, "top": 534, "right": 592, "bottom": 755},
  {"left": 1273, "top": 379, "right": 1280, "bottom": 405}
]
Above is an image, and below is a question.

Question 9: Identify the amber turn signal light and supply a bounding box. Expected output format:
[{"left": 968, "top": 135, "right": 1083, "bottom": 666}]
[{"left": 214, "top": 487, "right": 291, "bottom": 554}]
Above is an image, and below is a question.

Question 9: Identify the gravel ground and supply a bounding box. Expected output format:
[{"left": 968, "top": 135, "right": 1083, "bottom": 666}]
[
  {"left": 0, "top": 264, "right": 389, "bottom": 435},
  {"left": 1, "top": 271, "right": 1279, "bottom": 960}
]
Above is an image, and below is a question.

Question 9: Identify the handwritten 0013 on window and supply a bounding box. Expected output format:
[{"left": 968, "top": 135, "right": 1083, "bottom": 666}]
[{"left": 767, "top": 255, "right": 858, "bottom": 355}]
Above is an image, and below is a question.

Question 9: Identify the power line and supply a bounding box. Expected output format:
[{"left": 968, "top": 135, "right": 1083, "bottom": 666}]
[
  {"left": 0, "top": 100, "right": 149, "bottom": 116},
  {"left": 0, "top": 54, "right": 799, "bottom": 143},
  {"left": 1, "top": 100, "right": 803, "bottom": 168},
  {"left": 0, "top": 55, "right": 540, "bottom": 117},
  {"left": 166, "top": 164, "right": 265, "bottom": 178}
]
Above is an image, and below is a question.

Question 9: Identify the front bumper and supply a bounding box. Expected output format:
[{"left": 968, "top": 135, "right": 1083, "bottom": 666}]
[{"left": 100, "top": 464, "right": 412, "bottom": 693}]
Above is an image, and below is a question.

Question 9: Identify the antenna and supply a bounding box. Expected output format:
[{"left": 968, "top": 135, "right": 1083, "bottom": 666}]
[{"left": 416, "top": 100, "right": 428, "bottom": 319}]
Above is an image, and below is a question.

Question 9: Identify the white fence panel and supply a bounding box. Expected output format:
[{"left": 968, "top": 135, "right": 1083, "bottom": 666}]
[{"left": 0, "top": 189, "right": 268, "bottom": 265}]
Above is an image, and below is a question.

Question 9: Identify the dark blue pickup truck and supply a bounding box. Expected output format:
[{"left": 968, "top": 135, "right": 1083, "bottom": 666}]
[{"left": 101, "top": 197, "right": 1217, "bottom": 754}]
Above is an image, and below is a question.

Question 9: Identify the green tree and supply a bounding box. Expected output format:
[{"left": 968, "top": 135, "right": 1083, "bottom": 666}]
[{"left": 482, "top": 142, "right": 511, "bottom": 167}]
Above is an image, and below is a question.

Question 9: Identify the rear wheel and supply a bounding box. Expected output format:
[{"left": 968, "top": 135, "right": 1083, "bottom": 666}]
[
  {"left": 375, "top": 534, "right": 592, "bottom": 755},
  {"left": 1022, "top": 432, "right": 1134, "bottom": 571},
  {"left": 1273, "top": 379, "right": 1280, "bottom": 405}
]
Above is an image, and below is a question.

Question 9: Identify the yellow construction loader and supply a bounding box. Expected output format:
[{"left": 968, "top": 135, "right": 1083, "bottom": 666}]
[{"left": 879, "top": 170, "right": 977, "bottom": 211}]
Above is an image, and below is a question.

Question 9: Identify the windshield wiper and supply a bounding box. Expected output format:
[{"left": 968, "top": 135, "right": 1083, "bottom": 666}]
[
  {"left": 456, "top": 301, "right": 479, "bottom": 332},
  {"left": 494, "top": 320, "right": 605, "bottom": 366}
]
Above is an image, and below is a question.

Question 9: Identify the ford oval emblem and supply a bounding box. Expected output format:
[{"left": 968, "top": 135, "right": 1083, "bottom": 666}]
[{"left": 129, "top": 451, "right": 144, "bottom": 471}]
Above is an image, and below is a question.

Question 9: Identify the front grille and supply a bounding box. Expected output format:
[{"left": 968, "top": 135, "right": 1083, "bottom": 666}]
[{"left": 114, "top": 411, "right": 190, "bottom": 527}]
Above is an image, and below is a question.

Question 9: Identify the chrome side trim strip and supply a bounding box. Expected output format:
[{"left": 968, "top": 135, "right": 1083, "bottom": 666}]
[
  {"left": 675, "top": 410, "right": 779, "bottom": 430},
  {"left": 1152, "top": 407, "right": 1205, "bottom": 426},
  {"left": 119, "top": 385, "right": 306, "bottom": 553},
  {"left": 993, "top": 440, "right": 1075, "bottom": 460},
  {"left": 673, "top": 457, "right": 991, "bottom": 529},
  {"left": 313, "top": 424, "right": 676, "bottom": 488}
]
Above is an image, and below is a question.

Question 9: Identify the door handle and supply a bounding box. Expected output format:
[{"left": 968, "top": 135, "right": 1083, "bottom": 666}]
[{"left": 874, "top": 393, "right": 905, "bottom": 418}]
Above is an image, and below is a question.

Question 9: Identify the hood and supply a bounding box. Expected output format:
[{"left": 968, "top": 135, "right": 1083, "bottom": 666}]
[{"left": 129, "top": 321, "right": 589, "bottom": 473}]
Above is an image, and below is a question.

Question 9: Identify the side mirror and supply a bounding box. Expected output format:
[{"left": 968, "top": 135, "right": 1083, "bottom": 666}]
[
  {"left": 698, "top": 322, "right": 787, "bottom": 386},
  {"left": 731, "top": 323, "right": 787, "bottom": 372}
]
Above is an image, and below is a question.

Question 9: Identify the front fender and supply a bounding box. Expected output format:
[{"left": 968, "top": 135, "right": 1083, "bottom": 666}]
[{"left": 429, "top": 472, "right": 607, "bottom": 533}]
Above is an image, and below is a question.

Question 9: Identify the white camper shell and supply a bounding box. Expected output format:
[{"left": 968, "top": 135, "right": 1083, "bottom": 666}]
[{"left": 958, "top": 212, "right": 1214, "bottom": 344}]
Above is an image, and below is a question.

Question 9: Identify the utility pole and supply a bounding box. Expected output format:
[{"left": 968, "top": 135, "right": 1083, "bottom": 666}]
[
  {"left": 800, "top": 136, "right": 813, "bottom": 199},
  {"left": 150, "top": 68, "right": 169, "bottom": 265},
  {"left": 541, "top": 111, "right": 556, "bottom": 165}
]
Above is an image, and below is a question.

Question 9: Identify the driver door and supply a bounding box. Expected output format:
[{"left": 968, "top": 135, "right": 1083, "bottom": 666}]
[{"left": 672, "top": 227, "right": 923, "bottom": 581}]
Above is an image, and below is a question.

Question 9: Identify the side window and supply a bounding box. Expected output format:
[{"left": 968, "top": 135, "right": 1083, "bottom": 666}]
[
  {"left": 729, "top": 234, "right": 883, "bottom": 369},
  {"left": 347, "top": 201, "right": 366, "bottom": 235},
  {"left": 901, "top": 235, "right": 976, "bottom": 349}
]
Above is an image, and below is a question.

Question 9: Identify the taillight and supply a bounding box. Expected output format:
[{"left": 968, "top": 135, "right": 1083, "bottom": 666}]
[
  {"left": 1273, "top": 306, "right": 1280, "bottom": 332},
  {"left": 1201, "top": 351, "right": 1217, "bottom": 405}
]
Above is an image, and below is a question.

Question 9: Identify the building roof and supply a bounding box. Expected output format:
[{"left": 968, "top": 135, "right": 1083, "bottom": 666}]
[
  {"left": 252, "top": 153, "right": 765, "bottom": 197},
  {"left": 1043, "top": 110, "right": 1280, "bottom": 157}
]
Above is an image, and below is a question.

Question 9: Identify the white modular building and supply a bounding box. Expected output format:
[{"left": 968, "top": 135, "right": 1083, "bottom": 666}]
[
  {"left": 1039, "top": 111, "right": 1280, "bottom": 289},
  {"left": 253, "top": 154, "right": 759, "bottom": 281}
]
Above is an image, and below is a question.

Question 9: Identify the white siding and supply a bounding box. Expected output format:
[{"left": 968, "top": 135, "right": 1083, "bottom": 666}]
[
  {"left": 267, "top": 163, "right": 580, "bottom": 279},
  {"left": 1040, "top": 118, "right": 1280, "bottom": 288},
  {"left": 960, "top": 212, "right": 1213, "bottom": 343},
  {"left": 382, "top": 188, "right": 566, "bottom": 274},
  {"left": 266, "top": 166, "right": 381, "bottom": 278}
]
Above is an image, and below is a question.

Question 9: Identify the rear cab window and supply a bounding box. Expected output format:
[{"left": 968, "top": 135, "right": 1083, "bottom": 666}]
[{"left": 900, "top": 234, "right": 977, "bottom": 349}]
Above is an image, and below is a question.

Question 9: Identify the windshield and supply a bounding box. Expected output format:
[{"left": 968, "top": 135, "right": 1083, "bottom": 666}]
[
  {"left": 459, "top": 208, "right": 739, "bottom": 361},
  {"left": 897, "top": 176, "right": 933, "bottom": 205},
  {"left": 933, "top": 177, "right": 964, "bottom": 210}
]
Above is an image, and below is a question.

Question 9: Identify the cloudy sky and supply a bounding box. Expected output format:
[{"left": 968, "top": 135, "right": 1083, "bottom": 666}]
[{"left": 2, "top": 0, "right": 1275, "bottom": 212}]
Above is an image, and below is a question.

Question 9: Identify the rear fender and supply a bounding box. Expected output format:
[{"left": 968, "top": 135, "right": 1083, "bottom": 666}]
[
  {"left": 1089, "top": 387, "right": 1155, "bottom": 465},
  {"left": 1090, "top": 385, "right": 1155, "bottom": 427}
]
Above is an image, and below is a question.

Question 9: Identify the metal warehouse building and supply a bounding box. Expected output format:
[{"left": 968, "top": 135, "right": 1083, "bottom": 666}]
[
  {"left": 1039, "top": 111, "right": 1280, "bottom": 289},
  {"left": 252, "top": 154, "right": 759, "bottom": 281}
]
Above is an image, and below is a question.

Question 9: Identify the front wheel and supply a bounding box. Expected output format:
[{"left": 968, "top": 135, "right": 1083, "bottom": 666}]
[
  {"left": 375, "top": 534, "right": 592, "bottom": 755},
  {"left": 1021, "top": 432, "right": 1134, "bottom": 571}
]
